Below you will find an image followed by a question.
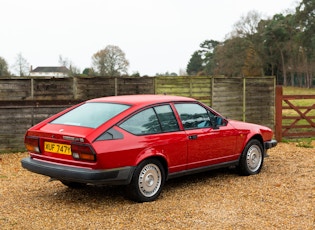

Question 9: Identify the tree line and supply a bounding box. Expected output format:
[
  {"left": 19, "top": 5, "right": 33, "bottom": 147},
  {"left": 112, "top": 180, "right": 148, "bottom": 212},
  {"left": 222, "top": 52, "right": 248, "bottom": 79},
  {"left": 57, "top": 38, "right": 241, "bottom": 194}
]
[
  {"left": 0, "top": 45, "right": 130, "bottom": 78},
  {"left": 186, "top": 0, "right": 314, "bottom": 88}
]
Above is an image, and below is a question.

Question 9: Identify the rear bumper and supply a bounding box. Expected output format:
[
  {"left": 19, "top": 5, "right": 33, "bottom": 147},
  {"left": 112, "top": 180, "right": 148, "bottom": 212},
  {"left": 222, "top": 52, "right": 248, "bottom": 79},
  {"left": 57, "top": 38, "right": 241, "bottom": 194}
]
[
  {"left": 264, "top": 139, "right": 277, "bottom": 150},
  {"left": 21, "top": 157, "right": 135, "bottom": 185}
]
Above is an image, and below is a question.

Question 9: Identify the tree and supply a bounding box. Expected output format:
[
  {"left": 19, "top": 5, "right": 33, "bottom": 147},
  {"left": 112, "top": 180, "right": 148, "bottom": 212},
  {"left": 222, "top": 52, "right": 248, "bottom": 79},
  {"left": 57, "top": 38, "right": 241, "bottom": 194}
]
[
  {"left": 232, "top": 10, "right": 262, "bottom": 38},
  {"left": 13, "top": 53, "right": 29, "bottom": 76},
  {"left": 0, "top": 57, "right": 11, "bottom": 77},
  {"left": 92, "top": 45, "right": 129, "bottom": 76},
  {"left": 186, "top": 40, "right": 220, "bottom": 76},
  {"left": 199, "top": 40, "right": 220, "bottom": 75},
  {"left": 259, "top": 13, "right": 302, "bottom": 85},
  {"left": 295, "top": 0, "right": 315, "bottom": 87},
  {"left": 82, "top": 68, "right": 95, "bottom": 76},
  {"left": 230, "top": 10, "right": 264, "bottom": 76},
  {"left": 213, "top": 37, "right": 250, "bottom": 76},
  {"left": 155, "top": 71, "right": 178, "bottom": 77},
  {"left": 58, "top": 55, "right": 81, "bottom": 76},
  {"left": 186, "top": 51, "right": 203, "bottom": 75}
]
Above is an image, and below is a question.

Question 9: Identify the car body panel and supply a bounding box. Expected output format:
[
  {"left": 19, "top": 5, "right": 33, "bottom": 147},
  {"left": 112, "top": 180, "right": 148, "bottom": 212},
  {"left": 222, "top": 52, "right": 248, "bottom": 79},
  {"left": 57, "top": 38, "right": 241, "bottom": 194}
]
[
  {"left": 21, "top": 94, "right": 277, "bottom": 186},
  {"left": 184, "top": 125, "right": 239, "bottom": 169}
]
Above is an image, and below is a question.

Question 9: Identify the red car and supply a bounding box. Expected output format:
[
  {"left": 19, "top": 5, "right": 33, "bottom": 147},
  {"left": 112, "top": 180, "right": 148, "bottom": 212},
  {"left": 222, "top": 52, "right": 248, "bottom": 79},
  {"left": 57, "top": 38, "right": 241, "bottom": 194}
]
[{"left": 22, "top": 95, "right": 277, "bottom": 202}]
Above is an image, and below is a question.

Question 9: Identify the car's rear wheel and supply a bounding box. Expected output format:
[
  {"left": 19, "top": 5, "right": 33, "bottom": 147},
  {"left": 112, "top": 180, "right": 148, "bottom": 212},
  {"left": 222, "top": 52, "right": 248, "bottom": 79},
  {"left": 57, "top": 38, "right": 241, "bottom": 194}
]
[
  {"left": 126, "top": 159, "right": 165, "bottom": 202},
  {"left": 239, "top": 139, "right": 264, "bottom": 176}
]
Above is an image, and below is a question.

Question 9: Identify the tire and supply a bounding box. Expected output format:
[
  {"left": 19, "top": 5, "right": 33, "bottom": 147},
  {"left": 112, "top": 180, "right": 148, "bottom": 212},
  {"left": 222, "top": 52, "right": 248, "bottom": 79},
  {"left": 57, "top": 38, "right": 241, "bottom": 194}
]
[
  {"left": 60, "top": 180, "right": 86, "bottom": 189},
  {"left": 239, "top": 139, "right": 264, "bottom": 176},
  {"left": 126, "top": 159, "right": 165, "bottom": 202}
]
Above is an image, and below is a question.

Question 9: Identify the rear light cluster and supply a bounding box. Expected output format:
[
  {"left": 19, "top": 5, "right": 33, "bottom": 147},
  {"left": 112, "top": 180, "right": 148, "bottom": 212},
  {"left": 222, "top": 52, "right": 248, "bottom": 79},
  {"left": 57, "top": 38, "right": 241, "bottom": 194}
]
[
  {"left": 25, "top": 136, "right": 40, "bottom": 154},
  {"left": 71, "top": 143, "right": 96, "bottom": 162},
  {"left": 25, "top": 136, "right": 96, "bottom": 162}
]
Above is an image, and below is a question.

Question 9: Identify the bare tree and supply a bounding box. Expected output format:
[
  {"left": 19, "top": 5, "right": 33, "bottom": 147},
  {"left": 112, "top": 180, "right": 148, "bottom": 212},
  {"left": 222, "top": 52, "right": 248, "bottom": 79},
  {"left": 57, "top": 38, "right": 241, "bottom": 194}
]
[
  {"left": 232, "top": 10, "right": 262, "bottom": 38},
  {"left": 92, "top": 45, "right": 129, "bottom": 76},
  {"left": 13, "top": 53, "right": 29, "bottom": 76},
  {"left": 58, "top": 55, "right": 80, "bottom": 76}
]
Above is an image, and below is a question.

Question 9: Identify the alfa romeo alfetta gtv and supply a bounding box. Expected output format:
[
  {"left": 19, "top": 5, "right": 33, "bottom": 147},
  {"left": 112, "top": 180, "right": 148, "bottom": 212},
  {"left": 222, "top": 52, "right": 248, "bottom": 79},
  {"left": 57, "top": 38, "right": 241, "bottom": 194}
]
[{"left": 22, "top": 95, "right": 277, "bottom": 202}]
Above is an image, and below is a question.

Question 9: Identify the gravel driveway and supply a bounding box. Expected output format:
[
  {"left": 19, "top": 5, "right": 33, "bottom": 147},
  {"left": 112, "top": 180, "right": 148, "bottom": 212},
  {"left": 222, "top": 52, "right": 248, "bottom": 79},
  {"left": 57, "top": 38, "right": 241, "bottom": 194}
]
[{"left": 0, "top": 142, "right": 314, "bottom": 229}]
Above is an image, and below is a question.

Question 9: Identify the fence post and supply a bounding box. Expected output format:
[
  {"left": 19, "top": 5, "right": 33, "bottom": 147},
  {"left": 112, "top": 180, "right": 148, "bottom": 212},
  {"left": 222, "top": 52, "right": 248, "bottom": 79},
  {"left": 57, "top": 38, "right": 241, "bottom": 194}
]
[
  {"left": 114, "top": 77, "right": 118, "bottom": 96},
  {"left": 30, "top": 78, "right": 34, "bottom": 99},
  {"left": 211, "top": 76, "right": 214, "bottom": 107},
  {"left": 73, "top": 77, "right": 77, "bottom": 99},
  {"left": 243, "top": 77, "right": 246, "bottom": 122},
  {"left": 275, "top": 85, "right": 283, "bottom": 141}
]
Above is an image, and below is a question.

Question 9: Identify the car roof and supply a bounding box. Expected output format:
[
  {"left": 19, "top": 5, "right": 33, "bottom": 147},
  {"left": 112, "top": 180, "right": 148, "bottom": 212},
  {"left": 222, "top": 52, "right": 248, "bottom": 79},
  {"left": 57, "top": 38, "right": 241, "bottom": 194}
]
[{"left": 87, "top": 94, "right": 196, "bottom": 106}]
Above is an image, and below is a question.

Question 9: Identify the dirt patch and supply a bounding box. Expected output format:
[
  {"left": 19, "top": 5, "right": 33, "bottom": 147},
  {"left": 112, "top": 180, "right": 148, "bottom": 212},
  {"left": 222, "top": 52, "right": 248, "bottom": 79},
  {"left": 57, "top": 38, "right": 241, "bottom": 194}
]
[{"left": 0, "top": 143, "right": 314, "bottom": 229}]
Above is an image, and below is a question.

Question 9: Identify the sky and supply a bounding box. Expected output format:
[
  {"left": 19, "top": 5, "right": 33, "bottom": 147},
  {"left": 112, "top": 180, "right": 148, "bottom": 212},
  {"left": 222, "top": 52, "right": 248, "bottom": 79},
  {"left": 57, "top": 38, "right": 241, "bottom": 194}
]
[{"left": 1, "top": 0, "right": 298, "bottom": 76}]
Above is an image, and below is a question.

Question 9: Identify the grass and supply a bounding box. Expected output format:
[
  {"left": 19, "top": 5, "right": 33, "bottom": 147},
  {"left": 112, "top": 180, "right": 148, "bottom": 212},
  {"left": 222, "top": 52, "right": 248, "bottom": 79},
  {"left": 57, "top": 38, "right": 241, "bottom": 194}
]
[
  {"left": 283, "top": 86, "right": 315, "bottom": 95},
  {"left": 282, "top": 137, "right": 315, "bottom": 148}
]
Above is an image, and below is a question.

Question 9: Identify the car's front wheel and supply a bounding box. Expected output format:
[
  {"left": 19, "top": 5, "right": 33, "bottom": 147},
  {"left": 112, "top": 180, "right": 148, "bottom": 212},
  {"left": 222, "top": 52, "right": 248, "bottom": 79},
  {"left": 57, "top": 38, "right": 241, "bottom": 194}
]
[
  {"left": 126, "top": 159, "right": 165, "bottom": 202},
  {"left": 239, "top": 139, "right": 264, "bottom": 176}
]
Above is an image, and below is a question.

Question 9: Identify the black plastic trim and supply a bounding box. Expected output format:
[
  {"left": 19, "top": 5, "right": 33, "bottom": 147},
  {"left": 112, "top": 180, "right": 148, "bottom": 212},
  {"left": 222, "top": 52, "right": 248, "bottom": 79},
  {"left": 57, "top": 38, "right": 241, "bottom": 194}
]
[
  {"left": 264, "top": 140, "right": 277, "bottom": 149},
  {"left": 21, "top": 157, "right": 135, "bottom": 185}
]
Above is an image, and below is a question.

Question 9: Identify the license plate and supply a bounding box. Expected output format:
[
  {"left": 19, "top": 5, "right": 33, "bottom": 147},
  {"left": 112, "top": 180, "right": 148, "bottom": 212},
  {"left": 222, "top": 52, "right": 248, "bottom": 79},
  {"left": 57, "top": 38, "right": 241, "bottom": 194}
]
[{"left": 44, "top": 142, "right": 72, "bottom": 155}]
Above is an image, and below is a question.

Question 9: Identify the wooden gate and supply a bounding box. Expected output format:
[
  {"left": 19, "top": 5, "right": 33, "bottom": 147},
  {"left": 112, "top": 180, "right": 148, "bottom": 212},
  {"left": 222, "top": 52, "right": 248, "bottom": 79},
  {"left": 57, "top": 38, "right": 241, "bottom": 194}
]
[{"left": 275, "top": 86, "right": 315, "bottom": 141}]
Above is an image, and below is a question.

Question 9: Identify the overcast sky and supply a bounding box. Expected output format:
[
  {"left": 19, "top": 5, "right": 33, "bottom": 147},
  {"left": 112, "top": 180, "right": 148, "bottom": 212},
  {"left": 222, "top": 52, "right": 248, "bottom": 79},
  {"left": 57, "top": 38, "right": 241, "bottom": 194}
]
[{"left": 1, "top": 0, "right": 298, "bottom": 76}]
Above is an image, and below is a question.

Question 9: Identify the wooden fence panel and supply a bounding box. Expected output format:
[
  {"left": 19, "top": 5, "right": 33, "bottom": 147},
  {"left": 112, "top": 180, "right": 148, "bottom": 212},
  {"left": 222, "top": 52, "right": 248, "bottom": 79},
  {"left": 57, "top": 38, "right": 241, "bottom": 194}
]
[
  {"left": 33, "top": 78, "right": 74, "bottom": 100},
  {"left": 211, "top": 77, "right": 243, "bottom": 120},
  {"left": 0, "top": 78, "right": 31, "bottom": 100},
  {"left": 75, "top": 77, "right": 115, "bottom": 100},
  {"left": 0, "top": 75, "right": 276, "bottom": 152},
  {"left": 0, "top": 104, "right": 72, "bottom": 152},
  {"left": 155, "top": 76, "right": 212, "bottom": 105},
  {"left": 117, "top": 77, "right": 154, "bottom": 95},
  {"left": 245, "top": 77, "right": 275, "bottom": 129}
]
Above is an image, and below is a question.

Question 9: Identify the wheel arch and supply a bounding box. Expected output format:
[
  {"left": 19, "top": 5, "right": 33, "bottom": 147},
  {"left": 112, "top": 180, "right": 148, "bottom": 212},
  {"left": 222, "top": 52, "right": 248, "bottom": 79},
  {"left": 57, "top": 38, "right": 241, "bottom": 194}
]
[{"left": 249, "top": 134, "right": 264, "bottom": 149}]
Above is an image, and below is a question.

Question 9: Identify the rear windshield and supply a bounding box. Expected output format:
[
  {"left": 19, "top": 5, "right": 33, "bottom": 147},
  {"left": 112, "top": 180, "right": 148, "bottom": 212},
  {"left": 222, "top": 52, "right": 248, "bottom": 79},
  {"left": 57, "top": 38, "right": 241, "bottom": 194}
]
[{"left": 51, "top": 102, "right": 130, "bottom": 128}]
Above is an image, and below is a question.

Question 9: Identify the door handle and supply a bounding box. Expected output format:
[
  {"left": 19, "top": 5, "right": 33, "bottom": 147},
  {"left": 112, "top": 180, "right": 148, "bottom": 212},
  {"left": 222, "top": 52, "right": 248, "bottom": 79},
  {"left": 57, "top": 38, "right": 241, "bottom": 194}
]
[{"left": 188, "top": 135, "right": 198, "bottom": 140}]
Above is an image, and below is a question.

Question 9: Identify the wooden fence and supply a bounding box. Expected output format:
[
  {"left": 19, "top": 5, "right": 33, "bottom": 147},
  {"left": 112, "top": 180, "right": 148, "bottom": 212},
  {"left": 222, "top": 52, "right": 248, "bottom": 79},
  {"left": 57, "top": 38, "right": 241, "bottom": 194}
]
[
  {"left": 0, "top": 76, "right": 275, "bottom": 152},
  {"left": 275, "top": 86, "right": 315, "bottom": 141}
]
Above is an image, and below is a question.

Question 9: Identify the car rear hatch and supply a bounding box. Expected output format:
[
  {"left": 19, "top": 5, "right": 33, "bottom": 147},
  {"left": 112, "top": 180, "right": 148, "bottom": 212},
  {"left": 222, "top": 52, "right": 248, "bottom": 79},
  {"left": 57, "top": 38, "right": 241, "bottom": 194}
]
[{"left": 25, "top": 123, "right": 97, "bottom": 166}]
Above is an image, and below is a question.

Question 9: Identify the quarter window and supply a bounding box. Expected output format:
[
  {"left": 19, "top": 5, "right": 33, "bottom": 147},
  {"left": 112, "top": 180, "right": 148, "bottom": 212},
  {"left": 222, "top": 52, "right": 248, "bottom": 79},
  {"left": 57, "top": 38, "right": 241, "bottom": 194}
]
[
  {"left": 119, "top": 105, "right": 179, "bottom": 135},
  {"left": 154, "top": 105, "right": 179, "bottom": 132},
  {"left": 120, "top": 108, "right": 161, "bottom": 135}
]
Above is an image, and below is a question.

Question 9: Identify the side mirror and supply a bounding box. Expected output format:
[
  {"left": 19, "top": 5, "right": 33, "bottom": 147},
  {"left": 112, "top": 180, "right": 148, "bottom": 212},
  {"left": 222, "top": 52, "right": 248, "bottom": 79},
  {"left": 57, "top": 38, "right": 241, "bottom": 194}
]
[{"left": 210, "top": 116, "right": 222, "bottom": 129}]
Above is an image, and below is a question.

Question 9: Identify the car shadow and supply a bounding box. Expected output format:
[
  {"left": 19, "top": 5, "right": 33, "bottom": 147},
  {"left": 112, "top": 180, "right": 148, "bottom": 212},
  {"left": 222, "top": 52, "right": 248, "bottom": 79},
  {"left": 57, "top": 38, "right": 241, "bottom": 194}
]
[{"left": 45, "top": 167, "right": 239, "bottom": 205}]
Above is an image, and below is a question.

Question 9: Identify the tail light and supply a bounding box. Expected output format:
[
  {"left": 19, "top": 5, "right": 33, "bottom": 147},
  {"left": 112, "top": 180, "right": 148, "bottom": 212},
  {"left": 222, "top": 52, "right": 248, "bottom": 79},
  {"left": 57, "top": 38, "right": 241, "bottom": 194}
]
[
  {"left": 25, "top": 136, "right": 41, "bottom": 154},
  {"left": 71, "top": 143, "right": 96, "bottom": 162}
]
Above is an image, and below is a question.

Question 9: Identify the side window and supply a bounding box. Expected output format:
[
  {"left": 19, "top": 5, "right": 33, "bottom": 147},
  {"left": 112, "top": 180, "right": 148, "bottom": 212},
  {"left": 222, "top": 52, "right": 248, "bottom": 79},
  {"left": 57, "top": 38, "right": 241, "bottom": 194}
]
[
  {"left": 119, "top": 108, "right": 161, "bottom": 135},
  {"left": 154, "top": 105, "right": 179, "bottom": 132},
  {"left": 174, "top": 103, "right": 211, "bottom": 129}
]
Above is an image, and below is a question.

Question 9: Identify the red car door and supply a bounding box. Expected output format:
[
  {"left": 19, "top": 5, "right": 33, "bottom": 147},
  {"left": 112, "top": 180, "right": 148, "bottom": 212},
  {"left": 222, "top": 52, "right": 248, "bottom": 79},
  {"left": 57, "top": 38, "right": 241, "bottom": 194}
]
[{"left": 174, "top": 103, "right": 239, "bottom": 170}]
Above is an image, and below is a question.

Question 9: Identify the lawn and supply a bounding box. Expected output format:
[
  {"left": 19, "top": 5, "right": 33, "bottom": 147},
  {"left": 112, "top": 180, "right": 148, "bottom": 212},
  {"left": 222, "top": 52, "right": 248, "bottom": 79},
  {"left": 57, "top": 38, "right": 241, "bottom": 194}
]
[{"left": 283, "top": 86, "right": 315, "bottom": 95}]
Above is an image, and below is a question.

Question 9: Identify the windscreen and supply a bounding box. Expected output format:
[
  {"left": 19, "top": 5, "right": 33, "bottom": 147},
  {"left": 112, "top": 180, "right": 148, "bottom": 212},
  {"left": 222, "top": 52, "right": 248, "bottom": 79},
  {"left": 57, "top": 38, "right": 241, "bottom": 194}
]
[{"left": 51, "top": 102, "right": 130, "bottom": 128}]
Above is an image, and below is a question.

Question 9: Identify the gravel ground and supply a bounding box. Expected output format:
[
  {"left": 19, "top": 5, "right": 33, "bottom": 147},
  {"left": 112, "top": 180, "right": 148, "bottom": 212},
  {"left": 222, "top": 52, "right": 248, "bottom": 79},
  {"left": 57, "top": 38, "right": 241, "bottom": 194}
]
[{"left": 0, "top": 142, "right": 314, "bottom": 230}]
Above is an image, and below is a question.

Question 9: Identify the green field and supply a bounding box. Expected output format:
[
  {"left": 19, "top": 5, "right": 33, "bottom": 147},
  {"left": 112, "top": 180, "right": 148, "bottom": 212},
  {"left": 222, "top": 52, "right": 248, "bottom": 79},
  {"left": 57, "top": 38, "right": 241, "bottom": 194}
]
[{"left": 283, "top": 86, "right": 315, "bottom": 95}]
